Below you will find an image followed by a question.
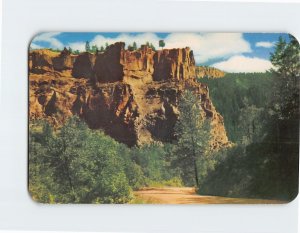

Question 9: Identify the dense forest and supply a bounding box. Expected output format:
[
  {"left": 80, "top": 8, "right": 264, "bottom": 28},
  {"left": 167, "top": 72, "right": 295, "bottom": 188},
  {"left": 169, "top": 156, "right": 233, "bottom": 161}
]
[
  {"left": 29, "top": 35, "right": 299, "bottom": 203},
  {"left": 199, "top": 35, "right": 299, "bottom": 200},
  {"left": 200, "top": 72, "right": 273, "bottom": 142}
]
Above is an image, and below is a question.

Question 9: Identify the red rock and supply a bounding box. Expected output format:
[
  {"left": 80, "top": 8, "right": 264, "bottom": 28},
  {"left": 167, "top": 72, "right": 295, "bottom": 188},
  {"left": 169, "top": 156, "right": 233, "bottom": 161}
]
[
  {"left": 196, "top": 66, "right": 225, "bottom": 78},
  {"left": 53, "top": 48, "right": 75, "bottom": 71},
  {"left": 30, "top": 50, "right": 54, "bottom": 74},
  {"left": 29, "top": 42, "right": 230, "bottom": 149},
  {"left": 72, "top": 52, "right": 96, "bottom": 79},
  {"left": 93, "top": 42, "right": 125, "bottom": 83},
  {"left": 153, "top": 47, "right": 196, "bottom": 81}
]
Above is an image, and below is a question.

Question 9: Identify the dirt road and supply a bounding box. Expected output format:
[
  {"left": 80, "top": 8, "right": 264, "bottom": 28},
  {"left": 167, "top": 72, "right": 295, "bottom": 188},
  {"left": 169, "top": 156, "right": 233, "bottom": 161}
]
[{"left": 134, "top": 187, "right": 285, "bottom": 204}]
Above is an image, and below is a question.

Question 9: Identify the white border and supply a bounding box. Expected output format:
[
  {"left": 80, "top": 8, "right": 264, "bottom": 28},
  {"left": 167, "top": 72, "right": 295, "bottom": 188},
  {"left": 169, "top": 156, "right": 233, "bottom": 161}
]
[{"left": 0, "top": 0, "right": 299, "bottom": 232}]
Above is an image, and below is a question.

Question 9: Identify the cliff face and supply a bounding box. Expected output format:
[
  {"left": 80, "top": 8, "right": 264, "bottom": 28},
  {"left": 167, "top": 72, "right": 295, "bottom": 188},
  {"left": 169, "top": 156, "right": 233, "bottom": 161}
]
[
  {"left": 29, "top": 44, "right": 230, "bottom": 149},
  {"left": 72, "top": 52, "right": 96, "bottom": 79},
  {"left": 30, "top": 48, "right": 76, "bottom": 74},
  {"left": 52, "top": 48, "right": 75, "bottom": 71},
  {"left": 153, "top": 48, "right": 195, "bottom": 81},
  {"left": 196, "top": 66, "right": 225, "bottom": 79}
]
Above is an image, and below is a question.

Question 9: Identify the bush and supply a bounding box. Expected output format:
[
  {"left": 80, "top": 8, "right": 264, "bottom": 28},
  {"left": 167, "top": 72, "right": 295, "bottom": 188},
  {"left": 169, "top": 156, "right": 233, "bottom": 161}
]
[
  {"left": 29, "top": 117, "right": 142, "bottom": 203},
  {"left": 132, "top": 143, "right": 181, "bottom": 187},
  {"left": 146, "top": 177, "right": 183, "bottom": 188},
  {"left": 199, "top": 136, "right": 298, "bottom": 201}
]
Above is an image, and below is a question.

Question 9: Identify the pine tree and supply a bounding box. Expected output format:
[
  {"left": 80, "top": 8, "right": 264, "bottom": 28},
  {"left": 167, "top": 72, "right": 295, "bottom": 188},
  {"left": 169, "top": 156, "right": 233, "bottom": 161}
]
[
  {"left": 91, "top": 45, "right": 98, "bottom": 53},
  {"left": 270, "top": 35, "right": 300, "bottom": 119},
  {"left": 238, "top": 98, "right": 264, "bottom": 145},
  {"left": 150, "top": 43, "right": 156, "bottom": 51},
  {"left": 85, "top": 41, "right": 90, "bottom": 52},
  {"left": 159, "top": 40, "right": 165, "bottom": 50},
  {"left": 128, "top": 44, "right": 134, "bottom": 51},
  {"left": 174, "top": 90, "right": 211, "bottom": 187},
  {"left": 132, "top": 42, "right": 137, "bottom": 50}
]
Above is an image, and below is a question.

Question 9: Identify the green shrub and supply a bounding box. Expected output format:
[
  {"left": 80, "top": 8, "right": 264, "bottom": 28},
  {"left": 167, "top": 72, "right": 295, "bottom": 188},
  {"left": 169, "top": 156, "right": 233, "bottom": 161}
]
[
  {"left": 29, "top": 117, "right": 142, "bottom": 203},
  {"left": 132, "top": 143, "right": 180, "bottom": 186}
]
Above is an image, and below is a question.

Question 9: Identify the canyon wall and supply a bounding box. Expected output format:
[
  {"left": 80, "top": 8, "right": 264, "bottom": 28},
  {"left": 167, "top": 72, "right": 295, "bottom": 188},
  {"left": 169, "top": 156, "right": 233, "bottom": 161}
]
[{"left": 29, "top": 43, "right": 230, "bottom": 149}]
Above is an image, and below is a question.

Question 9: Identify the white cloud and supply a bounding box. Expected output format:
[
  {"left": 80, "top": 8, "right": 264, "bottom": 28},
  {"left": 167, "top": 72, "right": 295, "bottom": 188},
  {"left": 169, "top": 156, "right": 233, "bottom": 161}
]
[
  {"left": 67, "top": 33, "right": 251, "bottom": 64},
  {"left": 164, "top": 33, "right": 251, "bottom": 63},
  {"left": 32, "top": 32, "right": 64, "bottom": 49},
  {"left": 212, "top": 55, "right": 273, "bottom": 73},
  {"left": 30, "top": 43, "right": 42, "bottom": 49},
  {"left": 67, "top": 33, "right": 161, "bottom": 53},
  {"left": 255, "top": 41, "right": 275, "bottom": 48},
  {"left": 67, "top": 42, "right": 86, "bottom": 52},
  {"left": 92, "top": 32, "right": 160, "bottom": 49}
]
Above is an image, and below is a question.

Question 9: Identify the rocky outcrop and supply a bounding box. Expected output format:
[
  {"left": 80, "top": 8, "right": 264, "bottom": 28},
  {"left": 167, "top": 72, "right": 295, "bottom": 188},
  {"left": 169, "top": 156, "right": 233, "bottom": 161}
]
[
  {"left": 82, "top": 83, "right": 139, "bottom": 145},
  {"left": 93, "top": 43, "right": 125, "bottom": 83},
  {"left": 196, "top": 66, "right": 225, "bottom": 79},
  {"left": 29, "top": 43, "right": 230, "bottom": 149},
  {"left": 93, "top": 42, "right": 155, "bottom": 84},
  {"left": 72, "top": 52, "right": 96, "bottom": 79},
  {"left": 53, "top": 48, "right": 75, "bottom": 71},
  {"left": 30, "top": 45, "right": 196, "bottom": 82},
  {"left": 30, "top": 50, "right": 54, "bottom": 74},
  {"left": 153, "top": 48, "right": 196, "bottom": 81},
  {"left": 122, "top": 44, "right": 155, "bottom": 83},
  {"left": 29, "top": 48, "right": 76, "bottom": 73}
]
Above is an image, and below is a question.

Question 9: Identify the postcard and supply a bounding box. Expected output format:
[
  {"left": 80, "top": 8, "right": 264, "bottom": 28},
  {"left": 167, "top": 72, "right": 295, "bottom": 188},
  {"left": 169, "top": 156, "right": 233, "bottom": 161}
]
[{"left": 28, "top": 32, "right": 299, "bottom": 204}]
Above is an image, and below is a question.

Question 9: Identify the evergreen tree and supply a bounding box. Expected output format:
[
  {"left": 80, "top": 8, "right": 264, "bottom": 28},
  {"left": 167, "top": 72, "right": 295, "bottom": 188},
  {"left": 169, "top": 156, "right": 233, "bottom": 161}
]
[
  {"left": 128, "top": 44, "right": 134, "bottom": 51},
  {"left": 238, "top": 99, "right": 264, "bottom": 145},
  {"left": 200, "top": 72, "right": 273, "bottom": 142},
  {"left": 91, "top": 45, "right": 98, "bottom": 53},
  {"left": 199, "top": 35, "right": 299, "bottom": 201},
  {"left": 150, "top": 43, "right": 156, "bottom": 51},
  {"left": 173, "top": 90, "right": 211, "bottom": 186},
  {"left": 270, "top": 35, "right": 300, "bottom": 119},
  {"left": 159, "top": 40, "right": 165, "bottom": 50},
  {"left": 73, "top": 50, "right": 80, "bottom": 55},
  {"left": 85, "top": 41, "right": 90, "bottom": 52},
  {"left": 29, "top": 121, "right": 57, "bottom": 203},
  {"left": 132, "top": 41, "right": 137, "bottom": 50}
]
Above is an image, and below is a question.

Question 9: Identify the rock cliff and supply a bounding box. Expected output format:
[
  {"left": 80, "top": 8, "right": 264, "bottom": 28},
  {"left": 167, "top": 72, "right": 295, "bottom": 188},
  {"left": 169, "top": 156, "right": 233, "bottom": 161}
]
[
  {"left": 153, "top": 47, "right": 195, "bottom": 81},
  {"left": 29, "top": 44, "right": 230, "bottom": 149},
  {"left": 196, "top": 66, "right": 225, "bottom": 79}
]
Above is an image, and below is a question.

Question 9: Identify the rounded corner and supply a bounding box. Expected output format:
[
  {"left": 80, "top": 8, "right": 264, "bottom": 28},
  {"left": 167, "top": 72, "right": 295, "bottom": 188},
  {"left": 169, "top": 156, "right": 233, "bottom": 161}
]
[
  {"left": 284, "top": 191, "right": 299, "bottom": 205},
  {"left": 27, "top": 187, "right": 48, "bottom": 204},
  {"left": 28, "top": 31, "right": 45, "bottom": 51},
  {"left": 287, "top": 32, "right": 300, "bottom": 46}
]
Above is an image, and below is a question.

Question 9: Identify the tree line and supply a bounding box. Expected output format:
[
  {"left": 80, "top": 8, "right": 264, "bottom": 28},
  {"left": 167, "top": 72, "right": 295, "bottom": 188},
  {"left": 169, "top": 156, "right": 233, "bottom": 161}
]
[{"left": 44, "top": 39, "right": 167, "bottom": 55}]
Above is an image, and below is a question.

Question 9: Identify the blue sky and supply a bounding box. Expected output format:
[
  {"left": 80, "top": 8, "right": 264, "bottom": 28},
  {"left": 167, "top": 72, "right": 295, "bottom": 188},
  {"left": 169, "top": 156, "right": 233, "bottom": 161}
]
[{"left": 31, "top": 32, "right": 290, "bottom": 72}]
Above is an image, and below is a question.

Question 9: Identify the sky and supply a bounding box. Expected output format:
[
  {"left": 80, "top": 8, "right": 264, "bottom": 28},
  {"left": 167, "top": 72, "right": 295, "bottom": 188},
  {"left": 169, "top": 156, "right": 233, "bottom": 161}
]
[{"left": 31, "top": 32, "right": 290, "bottom": 73}]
